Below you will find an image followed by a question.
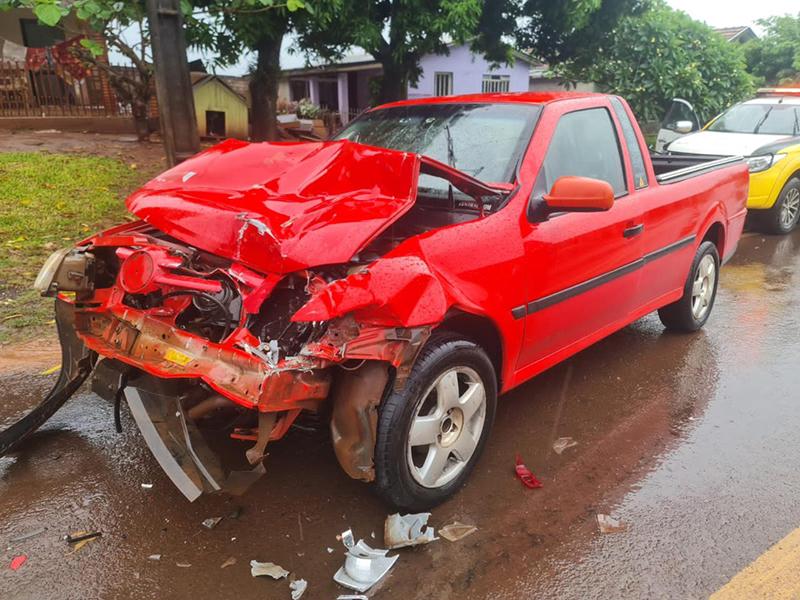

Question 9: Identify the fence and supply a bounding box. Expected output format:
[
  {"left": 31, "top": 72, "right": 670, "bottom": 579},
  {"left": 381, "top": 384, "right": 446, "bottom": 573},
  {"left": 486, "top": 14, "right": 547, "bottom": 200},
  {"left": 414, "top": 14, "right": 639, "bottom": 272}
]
[{"left": 0, "top": 60, "right": 131, "bottom": 118}]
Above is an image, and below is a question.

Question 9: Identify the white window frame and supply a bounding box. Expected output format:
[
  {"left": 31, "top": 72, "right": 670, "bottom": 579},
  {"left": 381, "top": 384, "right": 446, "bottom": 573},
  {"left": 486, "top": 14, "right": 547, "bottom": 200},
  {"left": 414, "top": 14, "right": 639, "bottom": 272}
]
[
  {"left": 482, "top": 74, "right": 510, "bottom": 93},
  {"left": 434, "top": 72, "right": 453, "bottom": 97}
]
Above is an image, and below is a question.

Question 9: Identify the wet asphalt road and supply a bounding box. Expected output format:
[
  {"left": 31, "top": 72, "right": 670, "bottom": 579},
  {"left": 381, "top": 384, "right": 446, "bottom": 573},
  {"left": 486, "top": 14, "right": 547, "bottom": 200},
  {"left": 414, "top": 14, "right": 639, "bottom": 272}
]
[{"left": 1, "top": 229, "right": 799, "bottom": 600}]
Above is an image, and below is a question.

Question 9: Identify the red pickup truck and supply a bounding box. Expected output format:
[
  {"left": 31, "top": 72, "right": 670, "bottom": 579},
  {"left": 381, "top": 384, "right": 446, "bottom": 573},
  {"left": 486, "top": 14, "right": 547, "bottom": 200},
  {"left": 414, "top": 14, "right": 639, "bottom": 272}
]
[{"left": 5, "top": 92, "right": 748, "bottom": 510}]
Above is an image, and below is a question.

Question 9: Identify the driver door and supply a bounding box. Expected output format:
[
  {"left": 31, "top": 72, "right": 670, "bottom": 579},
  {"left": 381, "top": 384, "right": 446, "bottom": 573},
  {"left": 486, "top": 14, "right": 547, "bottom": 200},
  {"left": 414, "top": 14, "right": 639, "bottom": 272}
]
[
  {"left": 655, "top": 98, "right": 701, "bottom": 152},
  {"left": 516, "top": 103, "right": 645, "bottom": 370}
]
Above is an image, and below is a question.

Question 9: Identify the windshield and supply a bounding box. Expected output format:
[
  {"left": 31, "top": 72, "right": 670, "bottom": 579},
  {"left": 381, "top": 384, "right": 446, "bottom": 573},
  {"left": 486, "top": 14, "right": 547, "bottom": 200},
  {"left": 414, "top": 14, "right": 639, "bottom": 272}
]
[
  {"left": 334, "top": 103, "right": 541, "bottom": 188},
  {"left": 708, "top": 103, "right": 800, "bottom": 135}
]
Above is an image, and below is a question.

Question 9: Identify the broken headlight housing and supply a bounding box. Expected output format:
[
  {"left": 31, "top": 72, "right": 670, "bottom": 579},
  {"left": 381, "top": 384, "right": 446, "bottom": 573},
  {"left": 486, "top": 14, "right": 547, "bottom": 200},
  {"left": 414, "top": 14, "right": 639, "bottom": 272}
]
[{"left": 33, "top": 248, "right": 95, "bottom": 296}]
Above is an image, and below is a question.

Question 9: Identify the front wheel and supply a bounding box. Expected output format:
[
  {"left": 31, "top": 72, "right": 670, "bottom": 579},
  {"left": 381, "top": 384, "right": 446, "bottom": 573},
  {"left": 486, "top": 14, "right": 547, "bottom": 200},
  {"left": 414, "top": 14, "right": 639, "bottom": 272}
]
[
  {"left": 373, "top": 334, "right": 497, "bottom": 511},
  {"left": 761, "top": 177, "right": 800, "bottom": 235},
  {"left": 658, "top": 240, "right": 720, "bottom": 332}
]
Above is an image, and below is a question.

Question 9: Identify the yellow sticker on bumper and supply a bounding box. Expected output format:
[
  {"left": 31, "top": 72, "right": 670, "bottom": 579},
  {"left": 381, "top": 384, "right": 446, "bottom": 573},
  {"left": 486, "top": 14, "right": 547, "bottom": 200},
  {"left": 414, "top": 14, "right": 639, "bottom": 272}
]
[{"left": 164, "top": 348, "right": 192, "bottom": 366}]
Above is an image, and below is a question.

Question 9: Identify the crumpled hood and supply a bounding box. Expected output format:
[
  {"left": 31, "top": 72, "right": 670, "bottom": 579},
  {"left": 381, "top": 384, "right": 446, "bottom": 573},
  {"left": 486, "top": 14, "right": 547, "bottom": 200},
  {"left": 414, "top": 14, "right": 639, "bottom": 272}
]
[
  {"left": 667, "top": 131, "right": 790, "bottom": 157},
  {"left": 126, "top": 139, "right": 421, "bottom": 274}
]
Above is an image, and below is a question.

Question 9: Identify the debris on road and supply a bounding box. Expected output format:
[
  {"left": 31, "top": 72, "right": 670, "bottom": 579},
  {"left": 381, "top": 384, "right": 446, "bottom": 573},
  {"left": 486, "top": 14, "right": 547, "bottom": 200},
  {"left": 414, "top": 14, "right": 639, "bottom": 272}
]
[
  {"left": 439, "top": 522, "right": 478, "bottom": 542},
  {"left": 337, "top": 596, "right": 368, "bottom": 600},
  {"left": 552, "top": 437, "right": 579, "bottom": 455},
  {"left": 176, "top": 562, "right": 192, "bottom": 568},
  {"left": 333, "top": 529, "right": 398, "bottom": 593},
  {"left": 40, "top": 364, "right": 61, "bottom": 376},
  {"left": 202, "top": 517, "right": 223, "bottom": 530},
  {"left": 596, "top": 514, "right": 627, "bottom": 534},
  {"left": 327, "top": 547, "right": 335, "bottom": 554},
  {"left": 227, "top": 507, "right": 243, "bottom": 520},
  {"left": 384, "top": 512, "right": 437, "bottom": 549},
  {"left": 250, "top": 560, "right": 289, "bottom": 579},
  {"left": 141, "top": 483, "right": 153, "bottom": 490},
  {"left": 10, "top": 555, "right": 27, "bottom": 571},
  {"left": 9, "top": 528, "right": 46, "bottom": 543},
  {"left": 289, "top": 578, "right": 308, "bottom": 599},
  {"left": 220, "top": 557, "right": 237, "bottom": 569},
  {"left": 65, "top": 531, "right": 102, "bottom": 553},
  {"left": 65, "top": 531, "right": 102, "bottom": 544},
  {"left": 147, "top": 554, "right": 162, "bottom": 561},
  {"left": 515, "top": 454, "right": 543, "bottom": 489}
]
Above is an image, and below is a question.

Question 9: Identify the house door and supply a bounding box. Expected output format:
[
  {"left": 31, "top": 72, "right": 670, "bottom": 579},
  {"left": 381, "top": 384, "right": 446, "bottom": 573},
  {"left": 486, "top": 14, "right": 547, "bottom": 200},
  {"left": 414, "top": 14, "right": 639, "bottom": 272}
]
[{"left": 206, "top": 110, "right": 226, "bottom": 137}]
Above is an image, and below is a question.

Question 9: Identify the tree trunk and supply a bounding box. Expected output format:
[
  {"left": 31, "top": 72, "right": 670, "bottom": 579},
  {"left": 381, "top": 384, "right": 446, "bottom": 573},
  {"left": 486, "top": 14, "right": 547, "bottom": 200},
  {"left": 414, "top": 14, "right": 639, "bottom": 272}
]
[
  {"left": 250, "top": 34, "right": 283, "bottom": 142},
  {"left": 377, "top": 60, "right": 409, "bottom": 104}
]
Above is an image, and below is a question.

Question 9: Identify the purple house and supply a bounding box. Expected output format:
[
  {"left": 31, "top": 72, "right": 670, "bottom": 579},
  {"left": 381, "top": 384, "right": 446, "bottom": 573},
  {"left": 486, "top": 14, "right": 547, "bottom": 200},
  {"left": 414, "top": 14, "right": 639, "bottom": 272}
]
[{"left": 278, "top": 42, "right": 537, "bottom": 124}]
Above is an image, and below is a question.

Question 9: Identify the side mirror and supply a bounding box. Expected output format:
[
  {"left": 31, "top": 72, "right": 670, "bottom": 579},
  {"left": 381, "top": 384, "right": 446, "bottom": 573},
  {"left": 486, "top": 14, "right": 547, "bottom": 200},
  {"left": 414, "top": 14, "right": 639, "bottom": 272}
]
[
  {"left": 673, "top": 120, "right": 695, "bottom": 134},
  {"left": 543, "top": 176, "right": 614, "bottom": 213}
]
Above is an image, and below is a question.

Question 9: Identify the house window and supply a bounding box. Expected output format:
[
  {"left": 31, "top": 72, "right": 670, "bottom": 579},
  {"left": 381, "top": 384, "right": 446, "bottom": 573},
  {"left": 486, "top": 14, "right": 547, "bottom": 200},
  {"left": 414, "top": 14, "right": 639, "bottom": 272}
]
[
  {"left": 289, "top": 79, "right": 310, "bottom": 101},
  {"left": 206, "top": 110, "right": 226, "bottom": 137},
  {"left": 20, "top": 18, "right": 64, "bottom": 48},
  {"left": 482, "top": 74, "right": 510, "bottom": 93},
  {"left": 434, "top": 72, "right": 453, "bottom": 97}
]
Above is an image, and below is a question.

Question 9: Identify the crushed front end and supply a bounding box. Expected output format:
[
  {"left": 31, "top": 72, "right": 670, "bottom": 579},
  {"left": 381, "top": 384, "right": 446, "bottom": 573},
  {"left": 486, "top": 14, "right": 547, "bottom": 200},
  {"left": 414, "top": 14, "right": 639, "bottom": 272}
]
[{"left": 32, "top": 220, "right": 430, "bottom": 500}]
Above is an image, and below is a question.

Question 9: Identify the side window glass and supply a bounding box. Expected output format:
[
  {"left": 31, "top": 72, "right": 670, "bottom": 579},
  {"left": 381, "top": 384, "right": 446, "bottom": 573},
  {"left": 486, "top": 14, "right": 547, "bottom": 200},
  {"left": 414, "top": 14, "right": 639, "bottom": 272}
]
[
  {"left": 610, "top": 97, "right": 648, "bottom": 189},
  {"left": 540, "top": 108, "right": 627, "bottom": 196}
]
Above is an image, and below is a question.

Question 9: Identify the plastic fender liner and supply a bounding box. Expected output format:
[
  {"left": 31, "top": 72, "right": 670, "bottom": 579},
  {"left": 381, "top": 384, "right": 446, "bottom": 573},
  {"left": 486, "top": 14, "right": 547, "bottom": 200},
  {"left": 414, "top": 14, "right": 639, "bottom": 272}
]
[
  {"left": 330, "top": 361, "right": 391, "bottom": 481},
  {"left": 0, "top": 298, "right": 93, "bottom": 457}
]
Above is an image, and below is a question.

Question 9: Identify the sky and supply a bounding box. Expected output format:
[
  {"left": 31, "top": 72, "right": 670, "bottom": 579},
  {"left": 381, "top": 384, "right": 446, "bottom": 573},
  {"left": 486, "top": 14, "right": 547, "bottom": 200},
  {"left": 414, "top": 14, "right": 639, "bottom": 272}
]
[
  {"left": 665, "top": 0, "right": 798, "bottom": 30},
  {"left": 181, "top": 0, "right": 800, "bottom": 76}
]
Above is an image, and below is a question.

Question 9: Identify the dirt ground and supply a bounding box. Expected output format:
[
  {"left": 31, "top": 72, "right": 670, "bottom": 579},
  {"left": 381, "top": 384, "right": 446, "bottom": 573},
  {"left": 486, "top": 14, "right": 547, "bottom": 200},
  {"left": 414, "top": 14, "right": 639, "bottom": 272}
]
[
  {"left": 0, "top": 129, "right": 167, "bottom": 173},
  {"left": 2, "top": 230, "right": 800, "bottom": 599}
]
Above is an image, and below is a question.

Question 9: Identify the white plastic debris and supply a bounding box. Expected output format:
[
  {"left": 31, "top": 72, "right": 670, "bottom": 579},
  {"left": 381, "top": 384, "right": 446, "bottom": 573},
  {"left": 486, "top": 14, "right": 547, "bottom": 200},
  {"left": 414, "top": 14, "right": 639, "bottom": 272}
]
[
  {"left": 289, "top": 578, "right": 308, "bottom": 599},
  {"left": 202, "top": 517, "right": 223, "bottom": 529},
  {"left": 384, "top": 513, "right": 437, "bottom": 549},
  {"left": 337, "top": 596, "right": 368, "bottom": 600},
  {"left": 141, "top": 483, "right": 154, "bottom": 489},
  {"left": 333, "top": 530, "right": 398, "bottom": 593},
  {"left": 439, "top": 522, "right": 478, "bottom": 542},
  {"left": 596, "top": 514, "right": 627, "bottom": 534},
  {"left": 147, "top": 554, "right": 161, "bottom": 561},
  {"left": 552, "top": 437, "right": 579, "bottom": 455},
  {"left": 250, "top": 560, "right": 290, "bottom": 579},
  {"left": 326, "top": 547, "right": 335, "bottom": 554}
]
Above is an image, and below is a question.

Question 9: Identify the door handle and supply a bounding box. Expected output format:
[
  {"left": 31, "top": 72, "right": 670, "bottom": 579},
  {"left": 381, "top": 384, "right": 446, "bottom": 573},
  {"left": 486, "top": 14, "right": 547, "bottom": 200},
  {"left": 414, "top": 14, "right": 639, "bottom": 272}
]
[{"left": 623, "top": 224, "right": 644, "bottom": 238}]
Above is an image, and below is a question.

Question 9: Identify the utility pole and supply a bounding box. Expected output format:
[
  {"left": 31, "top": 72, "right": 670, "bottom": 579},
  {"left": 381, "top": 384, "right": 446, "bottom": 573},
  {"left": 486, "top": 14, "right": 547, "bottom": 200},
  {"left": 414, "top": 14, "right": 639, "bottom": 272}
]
[{"left": 146, "top": 0, "right": 200, "bottom": 166}]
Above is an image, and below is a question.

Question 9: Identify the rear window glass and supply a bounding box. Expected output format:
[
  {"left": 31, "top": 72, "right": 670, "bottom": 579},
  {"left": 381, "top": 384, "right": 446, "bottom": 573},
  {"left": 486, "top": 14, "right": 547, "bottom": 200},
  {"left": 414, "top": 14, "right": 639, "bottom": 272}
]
[{"left": 610, "top": 97, "right": 648, "bottom": 189}]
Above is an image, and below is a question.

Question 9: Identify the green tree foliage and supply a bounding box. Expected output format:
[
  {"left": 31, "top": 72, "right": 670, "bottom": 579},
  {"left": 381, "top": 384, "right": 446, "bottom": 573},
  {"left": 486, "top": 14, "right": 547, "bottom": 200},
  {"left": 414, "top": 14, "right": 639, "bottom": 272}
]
[
  {"left": 744, "top": 14, "right": 800, "bottom": 86},
  {"left": 304, "top": 0, "right": 645, "bottom": 105},
  {"left": 555, "top": 3, "right": 754, "bottom": 123},
  {"left": 192, "top": 0, "right": 340, "bottom": 141}
]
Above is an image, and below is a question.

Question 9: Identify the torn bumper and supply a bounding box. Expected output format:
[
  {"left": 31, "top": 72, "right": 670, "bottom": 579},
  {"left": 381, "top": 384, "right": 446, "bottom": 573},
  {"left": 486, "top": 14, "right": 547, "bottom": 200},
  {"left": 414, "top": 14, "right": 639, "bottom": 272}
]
[
  {"left": 75, "top": 308, "right": 332, "bottom": 413},
  {"left": 124, "top": 385, "right": 265, "bottom": 501}
]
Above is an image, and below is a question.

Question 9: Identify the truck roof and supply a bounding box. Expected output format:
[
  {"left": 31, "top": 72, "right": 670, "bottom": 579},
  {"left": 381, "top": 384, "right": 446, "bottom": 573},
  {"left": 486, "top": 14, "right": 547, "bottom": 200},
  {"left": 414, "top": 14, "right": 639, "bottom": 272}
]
[{"left": 376, "top": 91, "right": 606, "bottom": 110}]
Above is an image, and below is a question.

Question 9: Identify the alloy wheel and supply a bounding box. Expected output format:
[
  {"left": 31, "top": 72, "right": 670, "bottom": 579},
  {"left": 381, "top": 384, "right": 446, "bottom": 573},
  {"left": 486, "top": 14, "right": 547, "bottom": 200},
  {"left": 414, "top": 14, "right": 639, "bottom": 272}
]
[
  {"left": 691, "top": 254, "right": 716, "bottom": 320},
  {"left": 779, "top": 188, "right": 800, "bottom": 230},
  {"left": 406, "top": 367, "right": 487, "bottom": 489}
]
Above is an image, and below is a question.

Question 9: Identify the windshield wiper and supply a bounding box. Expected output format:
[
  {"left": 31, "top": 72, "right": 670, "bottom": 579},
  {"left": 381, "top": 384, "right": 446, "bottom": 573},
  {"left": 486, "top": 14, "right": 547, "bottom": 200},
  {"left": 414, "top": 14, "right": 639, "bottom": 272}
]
[
  {"left": 444, "top": 124, "right": 457, "bottom": 168},
  {"left": 754, "top": 107, "right": 774, "bottom": 134}
]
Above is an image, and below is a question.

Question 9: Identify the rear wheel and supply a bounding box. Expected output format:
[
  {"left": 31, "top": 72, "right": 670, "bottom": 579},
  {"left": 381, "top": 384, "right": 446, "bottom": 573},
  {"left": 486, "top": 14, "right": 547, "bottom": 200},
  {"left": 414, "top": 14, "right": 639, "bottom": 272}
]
[
  {"left": 761, "top": 177, "right": 800, "bottom": 235},
  {"left": 658, "top": 241, "right": 719, "bottom": 332},
  {"left": 373, "top": 334, "right": 497, "bottom": 511}
]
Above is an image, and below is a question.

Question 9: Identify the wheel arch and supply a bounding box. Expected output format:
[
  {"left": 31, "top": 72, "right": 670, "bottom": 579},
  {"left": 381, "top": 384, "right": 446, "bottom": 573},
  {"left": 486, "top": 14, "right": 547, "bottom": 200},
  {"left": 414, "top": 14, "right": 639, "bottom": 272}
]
[
  {"left": 436, "top": 310, "right": 504, "bottom": 390},
  {"left": 701, "top": 220, "right": 726, "bottom": 257}
]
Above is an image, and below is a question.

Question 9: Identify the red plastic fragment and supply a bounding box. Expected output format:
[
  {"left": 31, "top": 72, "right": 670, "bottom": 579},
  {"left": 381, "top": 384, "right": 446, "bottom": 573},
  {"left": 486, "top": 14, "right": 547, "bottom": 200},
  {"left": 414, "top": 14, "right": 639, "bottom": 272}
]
[
  {"left": 10, "top": 555, "right": 27, "bottom": 571},
  {"left": 515, "top": 454, "right": 543, "bottom": 489}
]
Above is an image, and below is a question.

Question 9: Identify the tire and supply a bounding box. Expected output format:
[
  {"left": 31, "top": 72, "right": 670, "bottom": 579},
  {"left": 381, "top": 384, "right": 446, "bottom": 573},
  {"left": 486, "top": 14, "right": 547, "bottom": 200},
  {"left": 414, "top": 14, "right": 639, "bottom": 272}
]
[
  {"left": 658, "top": 240, "right": 720, "bottom": 332},
  {"left": 374, "top": 333, "right": 497, "bottom": 511},
  {"left": 761, "top": 177, "right": 800, "bottom": 235}
]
